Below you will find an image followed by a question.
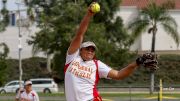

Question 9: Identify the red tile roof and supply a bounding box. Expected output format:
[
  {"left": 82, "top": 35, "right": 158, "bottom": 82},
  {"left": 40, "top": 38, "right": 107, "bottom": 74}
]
[{"left": 121, "top": 0, "right": 180, "bottom": 9}]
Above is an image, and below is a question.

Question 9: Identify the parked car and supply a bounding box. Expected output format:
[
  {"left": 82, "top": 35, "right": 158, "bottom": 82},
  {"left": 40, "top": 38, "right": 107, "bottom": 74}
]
[
  {"left": 30, "top": 78, "right": 59, "bottom": 93},
  {"left": 0, "top": 80, "right": 23, "bottom": 94},
  {"left": 0, "top": 78, "right": 58, "bottom": 94}
]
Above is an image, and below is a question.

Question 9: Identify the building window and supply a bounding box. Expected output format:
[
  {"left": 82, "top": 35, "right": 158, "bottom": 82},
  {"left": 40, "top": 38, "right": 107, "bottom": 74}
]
[
  {"left": 11, "top": 13, "right": 16, "bottom": 26},
  {"left": 9, "top": 13, "right": 16, "bottom": 26}
]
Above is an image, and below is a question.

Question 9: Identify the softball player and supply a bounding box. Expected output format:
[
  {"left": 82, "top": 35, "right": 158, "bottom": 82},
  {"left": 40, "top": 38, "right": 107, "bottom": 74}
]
[
  {"left": 64, "top": 2, "right": 157, "bottom": 101},
  {"left": 15, "top": 80, "right": 39, "bottom": 101}
]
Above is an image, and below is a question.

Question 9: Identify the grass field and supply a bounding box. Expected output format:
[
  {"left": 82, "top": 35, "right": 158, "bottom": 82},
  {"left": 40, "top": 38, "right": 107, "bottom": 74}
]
[{"left": 0, "top": 92, "right": 180, "bottom": 101}]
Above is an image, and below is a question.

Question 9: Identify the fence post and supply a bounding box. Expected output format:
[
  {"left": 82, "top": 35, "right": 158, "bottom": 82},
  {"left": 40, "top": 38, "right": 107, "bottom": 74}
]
[
  {"left": 158, "top": 79, "right": 163, "bottom": 101},
  {"left": 129, "top": 85, "right": 132, "bottom": 101}
]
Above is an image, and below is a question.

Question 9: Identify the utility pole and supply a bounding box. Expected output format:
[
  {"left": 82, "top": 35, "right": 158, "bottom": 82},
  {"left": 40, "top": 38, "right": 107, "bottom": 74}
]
[{"left": 16, "top": 0, "right": 23, "bottom": 89}]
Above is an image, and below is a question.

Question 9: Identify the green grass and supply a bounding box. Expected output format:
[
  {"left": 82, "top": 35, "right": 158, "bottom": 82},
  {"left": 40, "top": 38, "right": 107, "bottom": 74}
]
[
  {"left": 0, "top": 92, "right": 180, "bottom": 101},
  {"left": 1, "top": 92, "right": 180, "bottom": 98},
  {"left": 100, "top": 93, "right": 180, "bottom": 98},
  {"left": 39, "top": 92, "right": 65, "bottom": 96},
  {"left": 0, "top": 92, "right": 64, "bottom": 96}
]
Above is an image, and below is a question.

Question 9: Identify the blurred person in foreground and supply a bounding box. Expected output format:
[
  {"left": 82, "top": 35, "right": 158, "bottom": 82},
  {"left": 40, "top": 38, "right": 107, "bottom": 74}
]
[{"left": 15, "top": 80, "right": 39, "bottom": 101}]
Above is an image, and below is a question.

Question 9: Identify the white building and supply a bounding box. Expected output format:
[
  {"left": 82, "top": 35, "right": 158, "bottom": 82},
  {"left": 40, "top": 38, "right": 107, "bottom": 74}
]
[
  {"left": 0, "top": 0, "right": 44, "bottom": 59},
  {"left": 118, "top": 0, "right": 180, "bottom": 54}
]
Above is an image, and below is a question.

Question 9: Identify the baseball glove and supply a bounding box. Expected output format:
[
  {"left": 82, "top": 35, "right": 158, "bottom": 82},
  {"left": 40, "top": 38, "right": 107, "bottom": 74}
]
[{"left": 136, "top": 52, "right": 158, "bottom": 71}]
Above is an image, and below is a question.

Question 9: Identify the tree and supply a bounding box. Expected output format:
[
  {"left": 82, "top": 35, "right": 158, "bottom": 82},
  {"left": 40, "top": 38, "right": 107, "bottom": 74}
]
[
  {"left": 26, "top": 0, "right": 133, "bottom": 82},
  {"left": 0, "top": 0, "right": 9, "bottom": 32},
  {"left": 127, "top": 0, "right": 179, "bottom": 94},
  {"left": 0, "top": 0, "right": 9, "bottom": 86},
  {"left": 0, "top": 43, "right": 9, "bottom": 86}
]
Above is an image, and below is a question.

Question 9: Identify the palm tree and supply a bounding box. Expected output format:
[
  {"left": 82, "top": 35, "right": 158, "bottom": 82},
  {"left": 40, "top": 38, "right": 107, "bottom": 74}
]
[{"left": 128, "top": 0, "right": 179, "bottom": 94}]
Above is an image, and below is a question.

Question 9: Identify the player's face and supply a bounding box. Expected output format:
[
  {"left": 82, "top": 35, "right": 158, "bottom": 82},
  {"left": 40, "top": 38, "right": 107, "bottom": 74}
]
[
  {"left": 80, "top": 46, "right": 95, "bottom": 61},
  {"left": 25, "top": 84, "right": 32, "bottom": 92}
]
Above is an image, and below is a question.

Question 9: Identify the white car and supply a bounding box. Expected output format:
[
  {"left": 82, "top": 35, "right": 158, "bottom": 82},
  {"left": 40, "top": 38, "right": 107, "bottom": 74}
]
[
  {"left": 30, "top": 78, "right": 59, "bottom": 93},
  {"left": 0, "top": 78, "right": 59, "bottom": 94},
  {"left": 0, "top": 80, "right": 23, "bottom": 94}
]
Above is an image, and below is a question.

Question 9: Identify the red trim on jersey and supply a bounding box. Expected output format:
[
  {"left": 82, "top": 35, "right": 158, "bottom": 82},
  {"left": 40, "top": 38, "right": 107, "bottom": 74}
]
[
  {"left": 93, "top": 60, "right": 102, "bottom": 101},
  {"left": 31, "top": 92, "right": 35, "bottom": 100},
  {"left": 64, "top": 62, "right": 71, "bottom": 73},
  {"left": 31, "top": 92, "right": 35, "bottom": 96}
]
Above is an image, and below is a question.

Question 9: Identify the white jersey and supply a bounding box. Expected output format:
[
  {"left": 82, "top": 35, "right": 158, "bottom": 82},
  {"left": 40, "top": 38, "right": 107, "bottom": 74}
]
[
  {"left": 64, "top": 50, "right": 111, "bottom": 101},
  {"left": 20, "top": 90, "right": 39, "bottom": 101}
]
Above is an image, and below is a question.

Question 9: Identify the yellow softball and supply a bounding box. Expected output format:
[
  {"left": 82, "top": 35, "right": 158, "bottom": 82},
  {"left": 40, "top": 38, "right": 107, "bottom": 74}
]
[{"left": 90, "top": 2, "right": 100, "bottom": 13}]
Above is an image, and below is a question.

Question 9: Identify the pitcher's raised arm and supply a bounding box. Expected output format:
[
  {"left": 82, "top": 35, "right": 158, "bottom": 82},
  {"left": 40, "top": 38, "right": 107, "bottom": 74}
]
[{"left": 67, "top": 7, "right": 94, "bottom": 55}]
